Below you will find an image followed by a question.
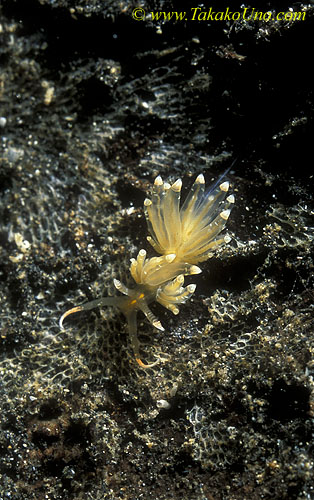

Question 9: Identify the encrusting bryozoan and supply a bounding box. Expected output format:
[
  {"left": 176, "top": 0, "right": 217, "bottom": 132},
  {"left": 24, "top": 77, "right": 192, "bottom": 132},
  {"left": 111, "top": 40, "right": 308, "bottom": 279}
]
[{"left": 59, "top": 171, "right": 235, "bottom": 368}]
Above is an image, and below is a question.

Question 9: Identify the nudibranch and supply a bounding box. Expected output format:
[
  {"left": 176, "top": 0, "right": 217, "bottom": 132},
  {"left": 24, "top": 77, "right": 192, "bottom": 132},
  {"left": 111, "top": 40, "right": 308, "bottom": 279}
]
[{"left": 60, "top": 171, "right": 235, "bottom": 368}]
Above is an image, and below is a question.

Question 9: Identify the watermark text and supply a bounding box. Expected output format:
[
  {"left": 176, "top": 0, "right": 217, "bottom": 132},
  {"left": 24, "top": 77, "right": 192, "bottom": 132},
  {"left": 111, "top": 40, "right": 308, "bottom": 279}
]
[{"left": 132, "top": 7, "right": 306, "bottom": 23}]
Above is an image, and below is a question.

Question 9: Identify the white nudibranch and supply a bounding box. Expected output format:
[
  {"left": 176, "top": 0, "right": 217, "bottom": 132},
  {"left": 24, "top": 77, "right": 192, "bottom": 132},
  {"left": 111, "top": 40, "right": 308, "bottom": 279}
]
[{"left": 59, "top": 171, "right": 235, "bottom": 368}]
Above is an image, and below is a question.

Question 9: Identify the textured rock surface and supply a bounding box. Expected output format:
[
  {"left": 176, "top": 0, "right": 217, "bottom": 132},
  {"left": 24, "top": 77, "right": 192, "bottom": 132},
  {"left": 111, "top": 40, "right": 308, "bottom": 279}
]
[{"left": 0, "top": 1, "right": 313, "bottom": 499}]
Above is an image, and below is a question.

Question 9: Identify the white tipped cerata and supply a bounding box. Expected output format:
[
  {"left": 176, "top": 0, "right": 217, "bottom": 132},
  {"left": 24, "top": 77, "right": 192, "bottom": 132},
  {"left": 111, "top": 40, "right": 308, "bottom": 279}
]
[{"left": 144, "top": 172, "right": 235, "bottom": 263}]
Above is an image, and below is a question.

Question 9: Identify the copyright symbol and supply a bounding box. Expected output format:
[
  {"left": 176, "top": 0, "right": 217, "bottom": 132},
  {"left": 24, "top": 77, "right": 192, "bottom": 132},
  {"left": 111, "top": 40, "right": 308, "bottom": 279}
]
[{"left": 132, "top": 7, "right": 145, "bottom": 21}]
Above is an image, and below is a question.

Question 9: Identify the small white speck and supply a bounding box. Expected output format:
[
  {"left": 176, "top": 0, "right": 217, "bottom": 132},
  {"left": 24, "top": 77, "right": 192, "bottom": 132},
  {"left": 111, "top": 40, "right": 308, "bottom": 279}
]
[{"left": 157, "top": 399, "right": 171, "bottom": 409}]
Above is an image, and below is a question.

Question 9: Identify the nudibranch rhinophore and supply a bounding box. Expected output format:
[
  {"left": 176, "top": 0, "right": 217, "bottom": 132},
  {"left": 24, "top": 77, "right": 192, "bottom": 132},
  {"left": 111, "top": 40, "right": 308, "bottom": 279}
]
[{"left": 60, "top": 171, "right": 235, "bottom": 368}]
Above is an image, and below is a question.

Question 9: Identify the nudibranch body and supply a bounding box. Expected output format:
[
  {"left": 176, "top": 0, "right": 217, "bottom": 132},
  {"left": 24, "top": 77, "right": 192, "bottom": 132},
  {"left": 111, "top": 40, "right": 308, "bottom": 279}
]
[{"left": 60, "top": 172, "right": 235, "bottom": 368}]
